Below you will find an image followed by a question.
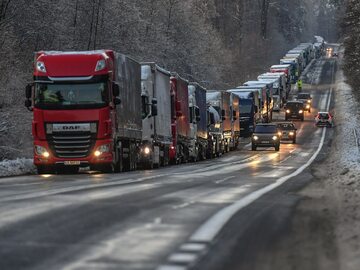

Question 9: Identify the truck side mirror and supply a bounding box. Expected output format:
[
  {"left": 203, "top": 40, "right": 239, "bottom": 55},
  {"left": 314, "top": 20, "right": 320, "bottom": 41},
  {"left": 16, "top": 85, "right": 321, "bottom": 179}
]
[
  {"left": 25, "top": 99, "right": 32, "bottom": 109},
  {"left": 233, "top": 110, "right": 237, "bottom": 120},
  {"left": 114, "top": 97, "right": 121, "bottom": 105},
  {"left": 221, "top": 109, "right": 226, "bottom": 121},
  {"left": 25, "top": 84, "right": 32, "bottom": 99},
  {"left": 195, "top": 107, "right": 200, "bottom": 117},
  {"left": 112, "top": 82, "right": 120, "bottom": 97},
  {"left": 209, "top": 113, "right": 215, "bottom": 126},
  {"left": 151, "top": 104, "right": 158, "bottom": 116}
]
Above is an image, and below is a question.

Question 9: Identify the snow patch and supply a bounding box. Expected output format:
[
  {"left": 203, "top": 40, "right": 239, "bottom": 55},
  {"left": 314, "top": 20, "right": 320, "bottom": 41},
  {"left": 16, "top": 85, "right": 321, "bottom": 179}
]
[{"left": 0, "top": 158, "right": 35, "bottom": 177}]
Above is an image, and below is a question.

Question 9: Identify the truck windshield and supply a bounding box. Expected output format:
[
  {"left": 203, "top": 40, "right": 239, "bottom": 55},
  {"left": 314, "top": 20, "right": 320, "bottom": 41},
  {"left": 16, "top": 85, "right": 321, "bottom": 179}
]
[
  {"left": 254, "top": 125, "right": 277, "bottom": 133},
  {"left": 239, "top": 100, "right": 252, "bottom": 114},
  {"left": 35, "top": 82, "right": 109, "bottom": 109}
]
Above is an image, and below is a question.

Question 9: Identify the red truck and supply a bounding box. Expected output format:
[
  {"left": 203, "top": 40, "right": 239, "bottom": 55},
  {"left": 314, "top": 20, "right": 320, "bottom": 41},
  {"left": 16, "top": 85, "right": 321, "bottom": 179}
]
[
  {"left": 25, "top": 50, "right": 142, "bottom": 174},
  {"left": 169, "top": 73, "right": 192, "bottom": 163}
]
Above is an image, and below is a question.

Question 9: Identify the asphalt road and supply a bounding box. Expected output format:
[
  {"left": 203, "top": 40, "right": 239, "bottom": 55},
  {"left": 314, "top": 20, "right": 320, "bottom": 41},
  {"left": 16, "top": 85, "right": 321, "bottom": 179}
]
[{"left": 0, "top": 57, "right": 336, "bottom": 270}]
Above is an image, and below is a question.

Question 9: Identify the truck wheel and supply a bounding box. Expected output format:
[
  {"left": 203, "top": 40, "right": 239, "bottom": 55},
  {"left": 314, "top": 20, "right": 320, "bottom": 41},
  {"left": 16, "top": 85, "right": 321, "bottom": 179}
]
[
  {"left": 100, "top": 164, "right": 114, "bottom": 174},
  {"left": 275, "top": 144, "right": 280, "bottom": 151},
  {"left": 36, "top": 165, "right": 55, "bottom": 174},
  {"left": 113, "top": 144, "right": 123, "bottom": 173},
  {"left": 251, "top": 144, "right": 257, "bottom": 151},
  {"left": 59, "top": 166, "right": 79, "bottom": 174}
]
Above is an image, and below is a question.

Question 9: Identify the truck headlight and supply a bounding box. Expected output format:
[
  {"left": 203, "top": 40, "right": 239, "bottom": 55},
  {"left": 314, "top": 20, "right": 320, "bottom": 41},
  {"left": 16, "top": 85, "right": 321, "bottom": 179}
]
[
  {"left": 307, "top": 100, "right": 311, "bottom": 103},
  {"left": 143, "top": 146, "right": 151, "bottom": 155},
  {"left": 35, "top": 145, "right": 50, "bottom": 158},
  {"left": 272, "top": 136, "right": 278, "bottom": 141},
  {"left": 289, "top": 132, "right": 295, "bottom": 136},
  {"left": 286, "top": 109, "right": 290, "bottom": 113},
  {"left": 306, "top": 104, "right": 310, "bottom": 109},
  {"left": 299, "top": 110, "right": 303, "bottom": 113},
  {"left": 94, "top": 144, "right": 110, "bottom": 156},
  {"left": 253, "top": 135, "right": 259, "bottom": 141}
]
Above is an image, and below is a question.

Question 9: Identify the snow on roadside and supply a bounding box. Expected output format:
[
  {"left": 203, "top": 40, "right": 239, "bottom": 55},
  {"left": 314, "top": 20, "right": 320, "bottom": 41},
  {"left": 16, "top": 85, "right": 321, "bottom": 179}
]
[
  {"left": 0, "top": 158, "right": 35, "bottom": 177},
  {"left": 328, "top": 67, "right": 360, "bottom": 187}
]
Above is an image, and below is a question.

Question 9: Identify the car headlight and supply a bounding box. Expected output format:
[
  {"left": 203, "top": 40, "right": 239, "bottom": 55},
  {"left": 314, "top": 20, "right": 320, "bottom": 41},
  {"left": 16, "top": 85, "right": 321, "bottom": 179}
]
[
  {"left": 35, "top": 145, "right": 50, "bottom": 158},
  {"left": 299, "top": 110, "right": 303, "bottom": 113},
  {"left": 272, "top": 136, "right": 278, "bottom": 141},
  {"left": 306, "top": 104, "right": 310, "bottom": 109},
  {"left": 278, "top": 132, "right": 282, "bottom": 136},
  {"left": 94, "top": 144, "right": 110, "bottom": 156},
  {"left": 289, "top": 132, "right": 295, "bottom": 136},
  {"left": 307, "top": 100, "right": 311, "bottom": 103},
  {"left": 286, "top": 109, "right": 290, "bottom": 113},
  {"left": 253, "top": 135, "right": 259, "bottom": 141}
]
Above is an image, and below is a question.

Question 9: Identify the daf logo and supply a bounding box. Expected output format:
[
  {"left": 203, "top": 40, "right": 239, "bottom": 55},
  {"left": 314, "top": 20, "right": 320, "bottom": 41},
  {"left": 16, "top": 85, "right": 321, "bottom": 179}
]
[
  {"left": 52, "top": 123, "right": 91, "bottom": 132},
  {"left": 62, "top": 125, "right": 81, "bottom": 130}
]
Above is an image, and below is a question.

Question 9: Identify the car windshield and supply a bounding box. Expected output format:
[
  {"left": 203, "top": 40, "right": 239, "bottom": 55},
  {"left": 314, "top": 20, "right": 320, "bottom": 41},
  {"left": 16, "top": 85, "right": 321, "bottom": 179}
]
[
  {"left": 35, "top": 82, "right": 109, "bottom": 109},
  {"left": 297, "top": 93, "right": 310, "bottom": 99},
  {"left": 254, "top": 125, "right": 277, "bottom": 133},
  {"left": 319, "top": 113, "right": 330, "bottom": 119},
  {"left": 277, "top": 123, "right": 295, "bottom": 130},
  {"left": 286, "top": 103, "right": 303, "bottom": 109}
]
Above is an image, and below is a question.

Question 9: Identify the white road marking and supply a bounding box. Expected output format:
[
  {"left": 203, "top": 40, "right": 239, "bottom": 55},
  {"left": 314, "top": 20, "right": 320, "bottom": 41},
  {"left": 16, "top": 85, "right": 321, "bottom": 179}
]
[
  {"left": 180, "top": 243, "right": 207, "bottom": 252},
  {"left": 189, "top": 87, "right": 332, "bottom": 243},
  {"left": 168, "top": 253, "right": 198, "bottom": 264},
  {"left": 215, "top": 176, "right": 235, "bottom": 184},
  {"left": 157, "top": 266, "right": 187, "bottom": 270}
]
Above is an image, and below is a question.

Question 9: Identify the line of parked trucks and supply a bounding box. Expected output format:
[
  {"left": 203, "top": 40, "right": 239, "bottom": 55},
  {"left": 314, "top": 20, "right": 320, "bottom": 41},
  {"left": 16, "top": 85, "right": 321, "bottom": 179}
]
[{"left": 24, "top": 37, "right": 325, "bottom": 174}]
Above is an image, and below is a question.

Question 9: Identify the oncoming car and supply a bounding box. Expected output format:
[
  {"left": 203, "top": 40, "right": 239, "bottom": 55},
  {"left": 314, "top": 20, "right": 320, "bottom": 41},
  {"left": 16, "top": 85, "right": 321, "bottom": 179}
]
[
  {"left": 251, "top": 124, "right": 280, "bottom": 151},
  {"left": 315, "top": 112, "right": 333, "bottom": 127},
  {"left": 296, "top": 93, "right": 312, "bottom": 112},
  {"left": 276, "top": 122, "right": 297, "bottom": 144},
  {"left": 284, "top": 101, "right": 305, "bottom": 121}
]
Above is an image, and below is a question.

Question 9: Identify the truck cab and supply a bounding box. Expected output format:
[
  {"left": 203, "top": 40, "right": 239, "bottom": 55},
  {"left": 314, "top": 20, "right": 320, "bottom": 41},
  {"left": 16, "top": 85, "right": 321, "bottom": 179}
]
[{"left": 25, "top": 50, "right": 141, "bottom": 174}]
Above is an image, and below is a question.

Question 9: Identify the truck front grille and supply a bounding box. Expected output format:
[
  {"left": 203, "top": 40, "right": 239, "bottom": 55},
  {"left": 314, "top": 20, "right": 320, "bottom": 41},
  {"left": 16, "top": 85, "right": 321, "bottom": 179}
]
[{"left": 48, "top": 132, "right": 96, "bottom": 158}]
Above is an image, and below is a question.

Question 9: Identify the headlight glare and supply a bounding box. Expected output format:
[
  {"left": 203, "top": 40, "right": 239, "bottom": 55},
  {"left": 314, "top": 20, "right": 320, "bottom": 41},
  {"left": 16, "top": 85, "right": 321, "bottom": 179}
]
[
  {"left": 144, "top": 146, "right": 151, "bottom": 155},
  {"left": 94, "top": 144, "right": 110, "bottom": 156},
  {"left": 253, "top": 135, "right": 259, "bottom": 141},
  {"left": 35, "top": 145, "right": 50, "bottom": 158},
  {"left": 299, "top": 110, "right": 303, "bottom": 114},
  {"left": 272, "top": 136, "right": 278, "bottom": 141},
  {"left": 286, "top": 109, "right": 290, "bottom": 113}
]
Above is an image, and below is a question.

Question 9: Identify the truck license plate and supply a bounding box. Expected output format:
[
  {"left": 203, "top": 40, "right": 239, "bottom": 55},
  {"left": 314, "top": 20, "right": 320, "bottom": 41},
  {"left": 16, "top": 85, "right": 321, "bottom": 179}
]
[
  {"left": 64, "top": 161, "right": 81, "bottom": 166},
  {"left": 262, "top": 141, "right": 270, "bottom": 144}
]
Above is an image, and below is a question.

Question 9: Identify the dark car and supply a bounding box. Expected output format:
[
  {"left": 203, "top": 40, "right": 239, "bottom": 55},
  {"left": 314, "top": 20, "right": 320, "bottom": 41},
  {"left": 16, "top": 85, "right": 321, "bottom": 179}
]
[
  {"left": 276, "top": 122, "right": 297, "bottom": 143},
  {"left": 251, "top": 124, "right": 280, "bottom": 151},
  {"left": 296, "top": 93, "right": 312, "bottom": 112},
  {"left": 284, "top": 101, "right": 304, "bottom": 121}
]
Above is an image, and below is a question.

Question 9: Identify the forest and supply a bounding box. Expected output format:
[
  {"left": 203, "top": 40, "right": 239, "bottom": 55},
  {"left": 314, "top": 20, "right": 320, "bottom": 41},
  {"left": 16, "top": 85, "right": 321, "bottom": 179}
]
[{"left": 0, "top": 0, "right": 340, "bottom": 107}]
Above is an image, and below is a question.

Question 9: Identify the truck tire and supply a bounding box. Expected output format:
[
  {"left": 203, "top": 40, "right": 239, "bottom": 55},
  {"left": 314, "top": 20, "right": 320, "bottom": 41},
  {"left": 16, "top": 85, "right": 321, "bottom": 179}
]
[
  {"left": 36, "top": 165, "right": 55, "bottom": 174},
  {"left": 113, "top": 143, "right": 123, "bottom": 173},
  {"left": 100, "top": 164, "right": 114, "bottom": 174},
  {"left": 251, "top": 144, "right": 256, "bottom": 151},
  {"left": 58, "top": 166, "right": 79, "bottom": 174}
]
